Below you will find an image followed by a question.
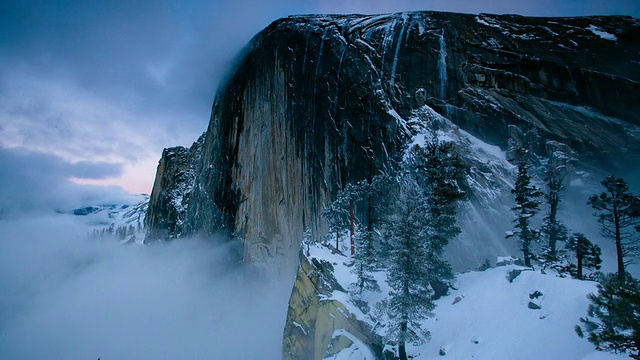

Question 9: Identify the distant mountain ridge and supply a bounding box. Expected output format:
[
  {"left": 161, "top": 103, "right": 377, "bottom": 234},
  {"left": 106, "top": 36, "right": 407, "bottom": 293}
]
[{"left": 68, "top": 194, "right": 149, "bottom": 244}]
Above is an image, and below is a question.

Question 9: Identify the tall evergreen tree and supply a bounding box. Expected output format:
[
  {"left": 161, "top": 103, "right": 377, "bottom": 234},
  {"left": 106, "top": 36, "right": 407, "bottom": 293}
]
[
  {"left": 409, "top": 141, "right": 468, "bottom": 250},
  {"left": 588, "top": 176, "right": 640, "bottom": 281},
  {"left": 322, "top": 183, "right": 360, "bottom": 250},
  {"left": 385, "top": 172, "right": 437, "bottom": 360},
  {"left": 351, "top": 224, "right": 380, "bottom": 298},
  {"left": 384, "top": 142, "right": 466, "bottom": 360},
  {"left": 576, "top": 273, "right": 640, "bottom": 359},
  {"left": 507, "top": 149, "right": 543, "bottom": 267},
  {"left": 350, "top": 174, "right": 393, "bottom": 297},
  {"left": 541, "top": 147, "right": 572, "bottom": 263},
  {"left": 565, "top": 233, "right": 602, "bottom": 280}
]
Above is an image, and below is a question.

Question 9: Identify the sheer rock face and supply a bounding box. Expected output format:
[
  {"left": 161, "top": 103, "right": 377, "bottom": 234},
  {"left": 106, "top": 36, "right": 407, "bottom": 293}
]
[
  {"left": 145, "top": 134, "right": 204, "bottom": 241},
  {"left": 146, "top": 11, "right": 640, "bottom": 274}
]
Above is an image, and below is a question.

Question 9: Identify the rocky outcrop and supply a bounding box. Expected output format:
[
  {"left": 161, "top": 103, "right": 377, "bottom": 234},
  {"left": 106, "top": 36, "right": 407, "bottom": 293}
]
[
  {"left": 145, "top": 134, "right": 204, "bottom": 241},
  {"left": 282, "top": 251, "right": 382, "bottom": 360},
  {"left": 146, "top": 11, "right": 640, "bottom": 274}
]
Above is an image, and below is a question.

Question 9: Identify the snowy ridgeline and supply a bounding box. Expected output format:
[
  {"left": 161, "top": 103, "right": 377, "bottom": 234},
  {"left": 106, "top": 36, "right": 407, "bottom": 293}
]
[
  {"left": 67, "top": 194, "right": 149, "bottom": 244},
  {"left": 306, "top": 238, "right": 625, "bottom": 360}
]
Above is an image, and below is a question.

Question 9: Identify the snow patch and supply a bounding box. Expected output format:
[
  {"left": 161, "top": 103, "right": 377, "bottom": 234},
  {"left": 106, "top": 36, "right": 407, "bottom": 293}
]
[
  {"left": 324, "top": 329, "right": 376, "bottom": 360},
  {"left": 587, "top": 25, "right": 617, "bottom": 41}
]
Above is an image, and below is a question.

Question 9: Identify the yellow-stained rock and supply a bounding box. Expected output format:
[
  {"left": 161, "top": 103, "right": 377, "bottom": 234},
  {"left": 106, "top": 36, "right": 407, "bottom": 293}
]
[{"left": 282, "top": 251, "right": 382, "bottom": 360}]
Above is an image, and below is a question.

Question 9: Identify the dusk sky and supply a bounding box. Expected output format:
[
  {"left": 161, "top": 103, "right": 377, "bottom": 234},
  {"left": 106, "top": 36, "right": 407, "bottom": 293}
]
[{"left": 1, "top": 0, "right": 638, "bottom": 197}]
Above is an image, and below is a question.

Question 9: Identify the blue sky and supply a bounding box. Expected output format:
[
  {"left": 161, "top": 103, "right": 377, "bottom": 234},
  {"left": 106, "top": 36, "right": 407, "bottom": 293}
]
[{"left": 1, "top": 0, "right": 638, "bottom": 196}]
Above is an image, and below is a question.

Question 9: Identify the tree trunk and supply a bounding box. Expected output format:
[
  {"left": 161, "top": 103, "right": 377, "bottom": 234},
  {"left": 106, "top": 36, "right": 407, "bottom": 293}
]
[
  {"left": 399, "top": 321, "right": 408, "bottom": 360},
  {"left": 548, "top": 197, "right": 559, "bottom": 259},
  {"left": 614, "top": 206, "right": 625, "bottom": 281},
  {"left": 522, "top": 225, "right": 532, "bottom": 267},
  {"left": 576, "top": 243, "right": 583, "bottom": 280},
  {"left": 367, "top": 192, "right": 373, "bottom": 232},
  {"left": 336, "top": 231, "right": 339, "bottom": 251},
  {"left": 350, "top": 199, "right": 355, "bottom": 256},
  {"left": 523, "top": 245, "right": 532, "bottom": 267}
]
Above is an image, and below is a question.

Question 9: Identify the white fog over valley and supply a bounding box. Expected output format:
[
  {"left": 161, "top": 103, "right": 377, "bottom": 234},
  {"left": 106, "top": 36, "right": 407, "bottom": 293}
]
[{"left": 0, "top": 214, "right": 292, "bottom": 359}]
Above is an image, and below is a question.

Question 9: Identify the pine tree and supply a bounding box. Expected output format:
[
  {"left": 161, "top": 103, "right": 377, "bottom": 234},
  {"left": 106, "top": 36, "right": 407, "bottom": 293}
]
[
  {"left": 322, "top": 184, "right": 359, "bottom": 250},
  {"left": 565, "top": 233, "right": 602, "bottom": 280},
  {"left": 384, "top": 142, "right": 466, "bottom": 360},
  {"left": 351, "top": 173, "right": 395, "bottom": 295},
  {"left": 588, "top": 176, "right": 640, "bottom": 281},
  {"left": 409, "top": 141, "right": 468, "bottom": 251},
  {"left": 302, "top": 227, "right": 314, "bottom": 256},
  {"left": 541, "top": 147, "right": 572, "bottom": 263},
  {"left": 576, "top": 273, "right": 640, "bottom": 359},
  {"left": 385, "top": 173, "right": 436, "bottom": 360},
  {"left": 507, "top": 149, "right": 543, "bottom": 267},
  {"left": 351, "top": 224, "right": 380, "bottom": 298}
]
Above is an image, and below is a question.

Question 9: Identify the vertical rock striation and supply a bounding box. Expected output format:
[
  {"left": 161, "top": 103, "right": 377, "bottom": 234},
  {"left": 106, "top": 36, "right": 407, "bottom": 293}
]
[{"left": 145, "top": 134, "right": 204, "bottom": 240}]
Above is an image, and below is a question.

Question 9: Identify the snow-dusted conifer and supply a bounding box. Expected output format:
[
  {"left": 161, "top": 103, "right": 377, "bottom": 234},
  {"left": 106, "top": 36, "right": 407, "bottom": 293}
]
[
  {"left": 576, "top": 273, "right": 640, "bottom": 359},
  {"left": 384, "top": 141, "right": 466, "bottom": 360},
  {"left": 588, "top": 176, "right": 640, "bottom": 281},
  {"left": 507, "top": 148, "right": 543, "bottom": 267},
  {"left": 409, "top": 141, "right": 467, "bottom": 250},
  {"left": 302, "top": 227, "right": 314, "bottom": 256},
  {"left": 350, "top": 173, "right": 395, "bottom": 297},
  {"left": 351, "top": 224, "right": 380, "bottom": 297},
  {"left": 322, "top": 183, "right": 359, "bottom": 250},
  {"left": 541, "top": 144, "right": 573, "bottom": 264},
  {"left": 565, "top": 233, "right": 602, "bottom": 280},
  {"left": 385, "top": 172, "right": 435, "bottom": 360}
]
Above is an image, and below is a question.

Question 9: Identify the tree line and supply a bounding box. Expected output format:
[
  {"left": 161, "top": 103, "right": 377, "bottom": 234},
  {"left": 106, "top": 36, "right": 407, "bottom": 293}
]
[
  {"left": 316, "top": 135, "right": 640, "bottom": 359},
  {"left": 319, "top": 136, "right": 468, "bottom": 360},
  {"left": 508, "top": 145, "right": 640, "bottom": 359}
]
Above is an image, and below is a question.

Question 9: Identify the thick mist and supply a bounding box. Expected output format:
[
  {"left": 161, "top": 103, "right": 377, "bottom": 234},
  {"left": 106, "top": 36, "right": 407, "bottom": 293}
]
[{"left": 0, "top": 214, "right": 292, "bottom": 359}]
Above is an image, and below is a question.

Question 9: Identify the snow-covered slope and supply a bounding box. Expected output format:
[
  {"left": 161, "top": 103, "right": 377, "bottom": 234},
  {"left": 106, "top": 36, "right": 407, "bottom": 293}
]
[
  {"left": 404, "top": 104, "right": 517, "bottom": 270},
  {"left": 415, "top": 267, "right": 619, "bottom": 360},
  {"left": 303, "top": 238, "right": 625, "bottom": 360},
  {"left": 65, "top": 194, "right": 149, "bottom": 243}
]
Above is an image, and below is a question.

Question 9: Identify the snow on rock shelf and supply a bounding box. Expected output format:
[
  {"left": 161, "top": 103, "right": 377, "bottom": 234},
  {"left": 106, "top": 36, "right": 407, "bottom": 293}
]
[{"left": 282, "top": 244, "right": 383, "bottom": 360}]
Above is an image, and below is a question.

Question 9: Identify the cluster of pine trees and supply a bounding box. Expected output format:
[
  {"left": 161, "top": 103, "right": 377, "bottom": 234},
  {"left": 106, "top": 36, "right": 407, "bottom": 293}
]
[
  {"left": 317, "top": 134, "right": 640, "bottom": 358},
  {"left": 506, "top": 146, "right": 604, "bottom": 278},
  {"left": 578, "top": 176, "right": 640, "bottom": 359},
  {"left": 92, "top": 223, "right": 140, "bottom": 241},
  {"left": 321, "top": 137, "right": 468, "bottom": 360},
  {"left": 507, "top": 146, "right": 640, "bottom": 358}
]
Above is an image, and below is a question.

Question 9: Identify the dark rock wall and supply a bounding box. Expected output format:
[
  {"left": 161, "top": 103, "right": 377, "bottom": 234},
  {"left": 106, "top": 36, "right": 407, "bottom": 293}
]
[
  {"left": 146, "top": 11, "right": 640, "bottom": 273},
  {"left": 145, "top": 134, "right": 204, "bottom": 241}
]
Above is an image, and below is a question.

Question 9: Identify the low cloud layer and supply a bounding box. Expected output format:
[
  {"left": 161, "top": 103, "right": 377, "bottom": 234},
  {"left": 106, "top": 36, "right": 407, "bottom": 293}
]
[{"left": 0, "top": 216, "right": 292, "bottom": 359}]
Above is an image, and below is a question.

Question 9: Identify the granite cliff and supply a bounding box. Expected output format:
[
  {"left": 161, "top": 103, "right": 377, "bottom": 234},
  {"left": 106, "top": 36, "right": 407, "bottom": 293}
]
[
  {"left": 144, "top": 11, "right": 640, "bottom": 359},
  {"left": 145, "top": 11, "right": 640, "bottom": 275}
]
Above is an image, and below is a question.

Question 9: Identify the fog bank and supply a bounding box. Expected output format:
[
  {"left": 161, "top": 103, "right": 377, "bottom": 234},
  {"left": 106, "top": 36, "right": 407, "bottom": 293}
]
[{"left": 0, "top": 214, "right": 292, "bottom": 359}]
